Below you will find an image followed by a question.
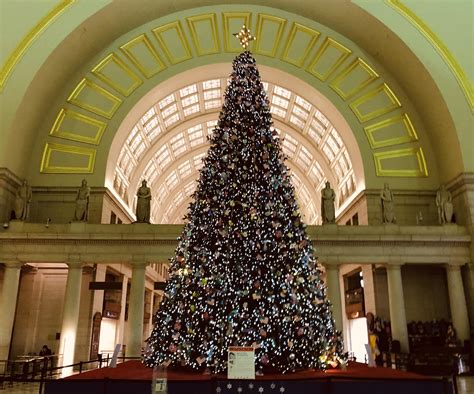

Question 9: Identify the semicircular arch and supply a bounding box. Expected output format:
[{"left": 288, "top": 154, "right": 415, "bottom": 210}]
[{"left": 29, "top": 4, "right": 439, "bottom": 205}]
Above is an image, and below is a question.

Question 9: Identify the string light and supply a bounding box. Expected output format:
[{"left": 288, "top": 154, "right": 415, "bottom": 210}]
[{"left": 144, "top": 50, "right": 346, "bottom": 374}]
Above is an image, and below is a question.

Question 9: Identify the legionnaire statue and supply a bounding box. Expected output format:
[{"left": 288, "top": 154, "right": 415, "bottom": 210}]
[{"left": 136, "top": 180, "right": 151, "bottom": 223}]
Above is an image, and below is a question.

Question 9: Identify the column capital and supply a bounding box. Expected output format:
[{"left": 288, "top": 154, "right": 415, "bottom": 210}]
[
  {"left": 131, "top": 255, "right": 149, "bottom": 268},
  {"left": 444, "top": 263, "right": 464, "bottom": 271},
  {"left": 2, "top": 260, "right": 23, "bottom": 269},
  {"left": 385, "top": 262, "right": 405, "bottom": 271},
  {"left": 324, "top": 263, "right": 340, "bottom": 271},
  {"left": 66, "top": 261, "right": 84, "bottom": 269}
]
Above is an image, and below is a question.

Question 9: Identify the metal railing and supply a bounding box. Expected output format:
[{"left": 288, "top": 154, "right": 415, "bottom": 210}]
[{"left": 0, "top": 354, "right": 140, "bottom": 393}]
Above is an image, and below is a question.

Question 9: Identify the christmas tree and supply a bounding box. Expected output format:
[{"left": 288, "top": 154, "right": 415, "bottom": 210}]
[{"left": 144, "top": 29, "right": 345, "bottom": 374}]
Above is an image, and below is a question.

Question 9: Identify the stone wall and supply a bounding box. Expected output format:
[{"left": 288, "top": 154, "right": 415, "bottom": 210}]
[
  {"left": 365, "top": 189, "right": 438, "bottom": 226},
  {"left": 10, "top": 267, "right": 67, "bottom": 359},
  {"left": 337, "top": 191, "right": 368, "bottom": 226},
  {"left": 28, "top": 187, "right": 133, "bottom": 225},
  {"left": 0, "top": 168, "right": 21, "bottom": 223},
  {"left": 373, "top": 264, "right": 451, "bottom": 323},
  {"left": 336, "top": 188, "right": 441, "bottom": 227},
  {"left": 101, "top": 191, "right": 133, "bottom": 224},
  {"left": 402, "top": 265, "right": 450, "bottom": 322}
]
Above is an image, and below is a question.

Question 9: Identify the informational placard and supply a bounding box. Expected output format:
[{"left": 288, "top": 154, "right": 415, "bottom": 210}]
[
  {"left": 365, "top": 344, "right": 376, "bottom": 367},
  {"left": 227, "top": 346, "right": 255, "bottom": 379},
  {"left": 152, "top": 365, "right": 168, "bottom": 394}
]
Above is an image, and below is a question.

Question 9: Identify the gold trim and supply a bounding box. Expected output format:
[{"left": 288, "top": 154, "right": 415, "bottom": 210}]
[
  {"left": 281, "top": 22, "right": 320, "bottom": 67},
  {"left": 386, "top": 0, "right": 473, "bottom": 111},
  {"left": 67, "top": 78, "right": 122, "bottom": 119},
  {"left": 222, "top": 12, "right": 252, "bottom": 53},
  {"left": 349, "top": 83, "right": 401, "bottom": 122},
  {"left": 374, "top": 147, "right": 428, "bottom": 177},
  {"left": 91, "top": 53, "right": 142, "bottom": 96},
  {"left": 49, "top": 108, "right": 107, "bottom": 145},
  {"left": 152, "top": 21, "right": 192, "bottom": 64},
  {"left": 330, "top": 58, "right": 379, "bottom": 100},
  {"left": 120, "top": 34, "right": 166, "bottom": 78},
  {"left": 0, "top": 0, "right": 75, "bottom": 92},
  {"left": 306, "top": 37, "right": 352, "bottom": 81},
  {"left": 40, "top": 142, "right": 96, "bottom": 174},
  {"left": 364, "top": 113, "right": 418, "bottom": 149},
  {"left": 186, "top": 13, "right": 220, "bottom": 56},
  {"left": 254, "top": 14, "right": 287, "bottom": 57}
]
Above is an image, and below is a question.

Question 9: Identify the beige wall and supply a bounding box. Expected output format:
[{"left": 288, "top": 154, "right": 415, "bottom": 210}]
[
  {"left": 337, "top": 188, "right": 444, "bottom": 227},
  {"left": 9, "top": 267, "right": 94, "bottom": 363},
  {"left": 365, "top": 189, "right": 439, "bottom": 226},
  {"left": 0, "top": 168, "right": 21, "bottom": 223},
  {"left": 402, "top": 265, "right": 450, "bottom": 323},
  {"left": 337, "top": 192, "right": 368, "bottom": 226},
  {"left": 11, "top": 268, "right": 67, "bottom": 358},
  {"left": 374, "top": 265, "right": 451, "bottom": 324}
]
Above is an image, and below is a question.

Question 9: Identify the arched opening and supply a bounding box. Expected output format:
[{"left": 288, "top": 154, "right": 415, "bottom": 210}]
[{"left": 106, "top": 65, "right": 365, "bottom": 223}]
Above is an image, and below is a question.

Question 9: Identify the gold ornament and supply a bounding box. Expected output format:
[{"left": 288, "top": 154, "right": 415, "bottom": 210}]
[{"left": 233, "top": 25, "right": 256, "bottom": 49}]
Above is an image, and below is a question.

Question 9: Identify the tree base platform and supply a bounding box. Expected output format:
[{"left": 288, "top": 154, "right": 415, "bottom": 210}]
[{"left": 45, "top": 360, "right": 453, "bottom": 394}]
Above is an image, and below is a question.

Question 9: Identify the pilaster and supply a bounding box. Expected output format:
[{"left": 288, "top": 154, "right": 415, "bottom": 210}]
[
  {"left": 125, "top": 258, "right": 147, "bottom": 357},
  {"left": 386, "top": 263, "right": 409, "bottom": 352},
  {"left": 445, "top": 263, "right": 470, "bottom": 342},
  {"left": 0, "top": 260, "right": 23, "bottom": 368},
  {"left": 58, "top": 260, "right": 83, "bottom": 376},
  {"left": 324, "top": 264, "right": 343, "bottom": 332}
]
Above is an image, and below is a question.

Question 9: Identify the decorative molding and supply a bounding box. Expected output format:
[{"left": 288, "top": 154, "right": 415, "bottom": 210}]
[
  {"left": 364, "top": 113, "right": 418, "bottom": 149},
  {"left": 349, "top": 83, "right": 401, "bottom": 122},
  {"left": 40, "top": 143, "right": 96, "bottom": 173},
  {"left": 120, "top": 34, "right": 166, "bottom": 78},
  {"left": 254, "top": 14, "right": 287, "bottom": 58},
  {"left": 186, "top": 13, "right": 220, "bottom": 56},
  {"left": 330, "top": 57, "right": 379, "bottom": 100},
  {"left": 67, "top": 78, "right": 122, "bottom": 119},
  {"left": 373, "top": 146, "right": 428, "bottom": 177},
  {"left": 306, "top": 37, "right": 352, "bottom": 81},
  {"left": 39, "top": 9, "right": 432, "bottom": 182},
  {"left": 49, "top": 108, "right": 107, "bottom": 145},
  {"left": 281, "top": 22, "right": 320, "bottom": 67},
  {"left": 222, "top": 12, "right": 252, "bottom": 53},
  {"left": 152, "top": 21, "right": 192, "bottom": 64},
  {"left": 91, "top": 53, "right": 143, "bottom": 96},
  {"left": 446, "top": 172, "right": 474, "bottom": 198},
  {"left": 0, "top": 0, "right": 75, "bottom": 91},
  {"left": 0, "top": 167, "right": 22, "bottom": 188},
  {"left": 386, "top": 0, "right": 473, "bottom": 111}
]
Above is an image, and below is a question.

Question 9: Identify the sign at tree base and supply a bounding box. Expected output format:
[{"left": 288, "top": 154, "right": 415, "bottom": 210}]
[{"left": 228, "top": 347, "right": 255, "bottom": 379}]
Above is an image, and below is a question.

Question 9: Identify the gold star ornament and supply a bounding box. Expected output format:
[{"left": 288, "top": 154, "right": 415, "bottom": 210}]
[{"left": 233, "top": 25, "right": 256, "bottom": 50}]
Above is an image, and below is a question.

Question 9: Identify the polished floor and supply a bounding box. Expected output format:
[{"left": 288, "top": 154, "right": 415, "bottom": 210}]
[{"left": 1, "top": 376, "right": 473, "bottom": 393}]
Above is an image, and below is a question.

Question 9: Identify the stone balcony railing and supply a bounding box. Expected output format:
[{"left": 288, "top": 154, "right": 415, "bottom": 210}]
[{"left": 0, "top": 221, "right": 471, "bottom": 266}]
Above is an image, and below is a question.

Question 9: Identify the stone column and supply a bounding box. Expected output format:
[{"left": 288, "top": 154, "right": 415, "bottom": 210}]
[
  {"left": 446, "top": 264, "right": 470, "bottom": 342},
  {"left": 58, "top": 261, "right": 83, "bottom": 376},
  {"left": 0, "top": 261, "right": 22, "bottom": 367},
  {"left": 115, "top": 274, "right": 129, "bottom": 350},
  {"left": 125, "top": 262, "right": 146, "bottom": 357},
  {"left": 325, "top": 264, "right": 343, "bottom": 332},
  {"left": 148, "top": 289, "right": 155, "bottom": 337},
  {"left": 386, "top": 264, "right": 409, "bottom": 352}
]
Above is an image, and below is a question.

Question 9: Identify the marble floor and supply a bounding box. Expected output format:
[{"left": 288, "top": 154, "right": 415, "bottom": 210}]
[{"left": 1, "top": 376, "right": 473, "bottom": 393}]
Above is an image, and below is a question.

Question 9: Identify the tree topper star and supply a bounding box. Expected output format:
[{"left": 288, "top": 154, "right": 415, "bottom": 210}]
[{"left": 233, "top": 25, "right": 256, "bottom": 49}]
